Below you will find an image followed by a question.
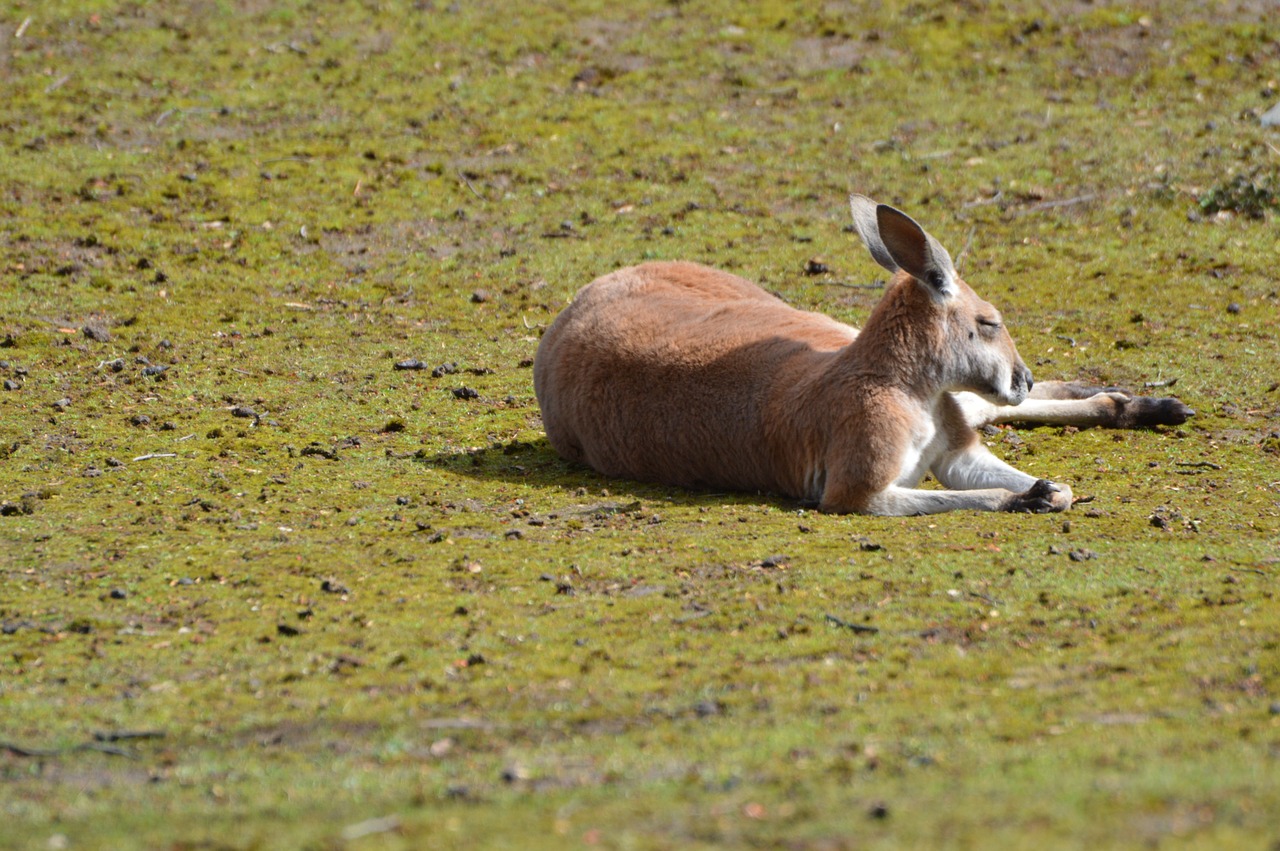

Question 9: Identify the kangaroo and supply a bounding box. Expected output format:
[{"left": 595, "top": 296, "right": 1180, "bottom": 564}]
[{"left": 533, "top": 195, "right": 1193, "bottom": 516}]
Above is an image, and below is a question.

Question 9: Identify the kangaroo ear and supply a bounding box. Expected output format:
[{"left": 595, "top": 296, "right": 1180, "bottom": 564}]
[
  {"left": 848, "top": 194, "right": 901, "bottom": 274},
  {"left": 873, "top": 203, "right": 958, "bottom": 299}
]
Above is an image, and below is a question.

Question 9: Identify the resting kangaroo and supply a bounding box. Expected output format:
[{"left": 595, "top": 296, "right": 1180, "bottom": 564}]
[{"left": 533, "top": 195, "right": 1193, "bottom": 516}]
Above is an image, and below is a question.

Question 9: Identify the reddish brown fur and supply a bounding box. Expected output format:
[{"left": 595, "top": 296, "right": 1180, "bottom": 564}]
[{"left": 534, "top": 260, "right": 1027, "bottom": 513}]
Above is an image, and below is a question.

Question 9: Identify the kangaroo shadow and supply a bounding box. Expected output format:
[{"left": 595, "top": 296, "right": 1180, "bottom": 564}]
[{"left": 412, "top": 435, "right": 802, "bottom": 512}]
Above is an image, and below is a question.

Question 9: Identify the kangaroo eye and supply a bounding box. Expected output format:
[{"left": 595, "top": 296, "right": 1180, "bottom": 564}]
[{"left": 977, "top": 317, "right": 1001, "bottom": 330}]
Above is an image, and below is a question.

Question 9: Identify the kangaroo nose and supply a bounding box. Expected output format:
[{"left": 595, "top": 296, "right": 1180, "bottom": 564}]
[{"left": 1016, "top": 364, "right": 1033, "bottom": 395}]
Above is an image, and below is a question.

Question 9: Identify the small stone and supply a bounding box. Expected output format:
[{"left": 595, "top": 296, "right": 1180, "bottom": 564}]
[
  {"left": 83, "top": 324, "right": 111, "bottom": 342},
  {"left": 105, "top": 358, "right": 126, "bottom": 372},
  {"left": 803, "top": 257, "right": 830, "bottom": 276},
  {"left": 320, "top": 578, "right": 350, "bottom": 595},
  {"left": 452, "top": 386, "right": 479, "bottom": 400},
  {"left": 230, "top": 406, "right": 257, "bottom": 418},
  {"left": 106, "top": 457, "right": 125, "bottom": 468},
  {"left": 868, "top": 801, "right": 890, "bottom": 820},
  {"left": 393, "top": 359, "right": 426, "bottom": 370},
  {"left": 431, "top": 362, "right": 458, "bottom": 378},
  {"left": 141, "top": 364, "right": 168, "bottom": 377},
  {"left": 470, "top": 290, "right": 491, "bottom": 304},
  {"left": 1227, "top": 302, "right": 1241, "bottom": 314},
  {"left": 130, "top": 414, "right": 151, "bottom": 426},
  {"left": 109, "top": 588, "right": 127, "bottom": 600},
  {"left": 1068, "top": 548, "right": 1098, "bottom": 562},
  {"left": 2, "top": 380, "right": 18, "bottom": 391},
  {"left": 51, "top": 398, "right": 71, "bottom": 410}
]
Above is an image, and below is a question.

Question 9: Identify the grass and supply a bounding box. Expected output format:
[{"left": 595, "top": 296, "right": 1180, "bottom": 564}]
[{"left": 1, "top": 0, "right": 1278, "bottom": 848}]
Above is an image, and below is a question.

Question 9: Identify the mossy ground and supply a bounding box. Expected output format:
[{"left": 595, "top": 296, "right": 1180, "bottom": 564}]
[{"left": 2, "top": 1, "right": 1278, "bottom": 848}]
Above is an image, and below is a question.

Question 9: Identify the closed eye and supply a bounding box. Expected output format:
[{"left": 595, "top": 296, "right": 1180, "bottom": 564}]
[{"left": 977, "top": 317, "right": 1002, "bottom": 332}]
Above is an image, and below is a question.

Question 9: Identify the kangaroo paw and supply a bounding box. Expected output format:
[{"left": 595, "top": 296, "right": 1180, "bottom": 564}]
[
  {"left": 1005, "top": 479, "right": 1073, "bottom": 514},
  {"left": 1106, "top": 393, "right": 1195, "bottom": 427}
]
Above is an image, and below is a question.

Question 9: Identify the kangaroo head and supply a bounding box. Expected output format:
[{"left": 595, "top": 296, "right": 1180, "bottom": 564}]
[{"left": 849, "top": 195, "right": 1032, "bottom": 406}]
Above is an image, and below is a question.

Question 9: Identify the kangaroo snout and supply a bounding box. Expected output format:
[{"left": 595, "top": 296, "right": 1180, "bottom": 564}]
[
  {"left": 998, "top": 363, "right": 1032, "bottom": 407},
  {"left": 1015, "top": 363, "right": 1033, "bottom": 399}
]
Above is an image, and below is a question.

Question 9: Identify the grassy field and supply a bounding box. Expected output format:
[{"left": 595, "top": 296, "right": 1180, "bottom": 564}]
[{"left": 2, "top": 1, "right": 1278, "bottom": 848}]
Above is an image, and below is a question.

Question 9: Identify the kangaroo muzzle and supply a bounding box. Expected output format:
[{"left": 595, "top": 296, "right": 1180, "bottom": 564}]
[{"left": 1010, "top": 363, "right": 1033, "bottom": 405}]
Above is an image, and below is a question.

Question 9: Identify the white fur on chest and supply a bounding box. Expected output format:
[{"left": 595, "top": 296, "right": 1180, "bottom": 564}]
[{"left": 894, "top": 400, "right": 947, "bottom": 488}]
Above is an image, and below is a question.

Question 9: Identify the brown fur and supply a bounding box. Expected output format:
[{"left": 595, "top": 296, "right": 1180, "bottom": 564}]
[{"left": 534, "top": 197, "right": 1190, "bottom": 516}]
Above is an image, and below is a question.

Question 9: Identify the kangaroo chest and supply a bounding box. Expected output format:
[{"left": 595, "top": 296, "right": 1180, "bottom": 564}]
[{"left": 893, "top": 401, "right": 948, "bottom": 488}]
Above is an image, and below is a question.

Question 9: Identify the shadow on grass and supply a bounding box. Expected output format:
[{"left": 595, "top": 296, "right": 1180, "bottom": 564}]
[{"left": 413, "top": 436, "right": 801, "bottom": 512}]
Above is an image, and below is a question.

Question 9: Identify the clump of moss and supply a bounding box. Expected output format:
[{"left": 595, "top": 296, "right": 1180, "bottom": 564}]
[{"left": 1197, "top": 171, "right": 1279, "bottom": 219}]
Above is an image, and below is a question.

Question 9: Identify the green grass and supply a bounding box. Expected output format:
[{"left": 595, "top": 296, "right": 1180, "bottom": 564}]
[{"left": 2, "top": 1, "right": 1278, "bottom": 848}]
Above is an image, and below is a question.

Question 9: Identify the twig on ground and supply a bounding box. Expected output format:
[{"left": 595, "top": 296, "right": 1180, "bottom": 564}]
[
  {"left": 132, "top": 453, "right": 177, "bottom": 462},
  {"left": 1, "top": 741, "right": 61, "bottom": 757},
  {"left": 819, "top": 280, "right": 884, "bottom": 290},
  {"left": 2, "top": 740, "right": 139, "bottom": 759},
  {"left": 825, "top": 613, "right": 880, "bottom": 634},
  {"left": 457, "top": 169, "right": 485, "bottom": 201},
  {"left": 342, "top": 816, "right": 402, "bottom": 841},
  {"left": 955, "top": 226, "right": 978, "bottom": 272},
  {"left": 1228, "top": 566, "right": 1267, "bottom": 577},
  {"left": 962, "top": 191, "right": 1004, "bottom": 209},
  {"left": 968, "top": 591, "right": 1000, "bottom": 607},
  {"left": 1014, "top": 193, "right": 1099, "bottom": 215},
  {"left": 1144, "top": 378, "right": 1178, "bottom": 389},
  {"left": 94, "top": 730, "right": 166, "bottom": 742}
]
